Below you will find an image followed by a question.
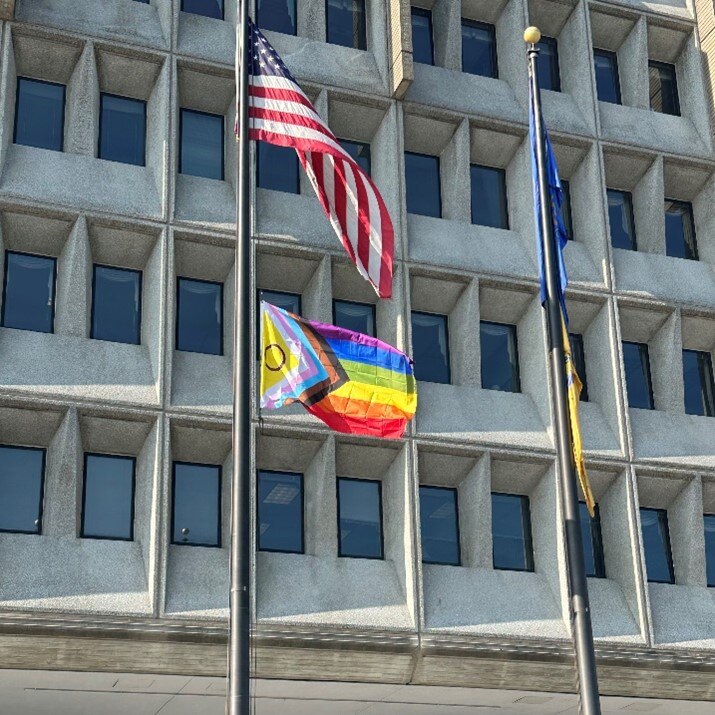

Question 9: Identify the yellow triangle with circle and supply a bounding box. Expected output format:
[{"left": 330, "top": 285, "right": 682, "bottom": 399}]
[{"left": 261, "top": 310, "right": 301, "bottom": 395}]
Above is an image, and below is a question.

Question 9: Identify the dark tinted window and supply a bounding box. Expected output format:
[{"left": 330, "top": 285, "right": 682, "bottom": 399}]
[
  {"left": 682, "top": 349, "right": 715, "bottom": 417},
  {"left": 257, "top": 142, "right": 300, "bottom": 193},
  {"left": 664, "top": 199, "right": 697, "bottom": 260},
  {"left": 99, "top": 94, "right": 146, "bottom": 167},
  {"left": 14, "top": 78, "right": 65, "bottom": 151},
  {"left": 461, "top": 19, "right": 497, "bottom": 78},
  {"left": 419, "top": 486, "right": 460, "bottom": 566},
  {"left": 640, "top": 507, "right": 674, "bottom": 584},
  {"left": 623, "top": 341, "right": 654, "bottom": 410},
  {"left": 340, "top": 139, "right": 371, "bottom": 175},
  {"left": 405, "top": 152, "right": 441, "bottom": 218},
  {"left": 333, "top": 299, "right": 375, "bottom": 337},
  {"left": 537, "top": 36, "right": 561, "bottom": 92},
  {"left": 91, "top": 265, "right": 142, "bottom": 345},
  {"left": 258, "top": 470, "right": 303, "bottom": 553},
  {"left": 471, "top": 164, "right": 508, "bottom": 229},
  {"left": 172, "top": 462, "right": 221, "bottom": 547},
  {"left": 326, "top": 0, "right": 366, "bottom": 50},
  {"left": 82, "top": 454, "right": 135, "bottom": 540},
  {"left": 569, "top": 333, "right": 589, "bottom": 402},
  {"left": 492, "top": 493, "right": 534, "bottom": 572},
  {"left": 176, "top": 277, "right": 223, "bottom": 355},
  {"left": 579, "top": 502, "right": 606, "bottom": 578},
  {"left": 561, "top": 179, "right": 573, "bottom": 240},
  {"left": 181, "top": 0, "right": 223, "bottom": 19},
  {"left": 257, "top": 0, "right": 297, "bottom": 35},
  {"left": 411, "top": 311, "right": 450, "bottom": 384},
  {"left": 258, "top": 289, "right": 301, "bottom": 355},
  {"left": 180, "top": 109, "right": 224, "bottom": 180},
  {"left": 607, "top": 189, "right": 637, "bottom": 251},
  {"left": 337, "top": 478, "right": 383, "bottom": 559},
  {"left": 0, "top": 445, "right": 45, "bottom": 534},
  {"left": 594, "top": 49, "right": 621, "bottom": 104},
  {"left": 2, "top": 251, "right": 56, "bottom": 334},
  {"left": 411, "top": 8, "right": 434, "bottom": 65},
  {"left": 480, "top": 321, "right": 520, "bottom": 393},
  {"left": 648, "top": 61, "right": 680, "bottom": 116},
  {"left": 705, "top": 514, "right": 715, "bottom": 588}
]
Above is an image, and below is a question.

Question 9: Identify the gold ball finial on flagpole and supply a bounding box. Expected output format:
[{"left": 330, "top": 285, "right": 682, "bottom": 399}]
[{"left": 524, "top": 26, "right": 542, "bottom": 45}]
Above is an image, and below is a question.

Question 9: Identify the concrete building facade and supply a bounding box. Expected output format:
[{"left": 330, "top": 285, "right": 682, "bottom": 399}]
[{"left": 0, "top": 0, "right": 714, "bottom": 712}]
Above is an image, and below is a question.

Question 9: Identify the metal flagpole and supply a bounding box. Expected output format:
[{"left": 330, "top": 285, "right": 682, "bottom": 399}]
[
  {"left": 228, "top": 1, "right": 251, "bottom": 713},
  {"left": 525, "top": 27, "right": 602, "bottom": 715}
]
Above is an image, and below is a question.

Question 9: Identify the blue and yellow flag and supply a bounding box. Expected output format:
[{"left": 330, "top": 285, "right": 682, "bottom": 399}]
[{"left": 529, "top": 84, "right": 595, "bottom": 517}]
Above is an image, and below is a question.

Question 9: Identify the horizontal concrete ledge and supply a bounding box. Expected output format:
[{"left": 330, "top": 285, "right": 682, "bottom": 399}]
[{"left": 1, "top": 617, "right": 714, "bottom": 701}]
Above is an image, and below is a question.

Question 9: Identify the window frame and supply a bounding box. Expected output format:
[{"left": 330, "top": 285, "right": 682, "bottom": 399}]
[
  {"left": 411, "top": 6, "right": 435, "bottom": 66},
  {"left": 640, "top": 506, "right": 675, "bottom": 585},
  {"left": 13, "top": 76, "right": 67, "bottom": 152},
  {"left": 170, "top": 460, "right": 223, "bottom": 548},
  {"left": 648, "top": 59, "right": 680, "bottom": 117},
  {"left": 336, "top": 476, "right": 385, "bottom": 560},
  {"left": 682, "top": 348, "right": 715, "bottom": 417},
  {"left": 479, "top": 320, "right": 521, "bottom": 393},
  {"left": 80, "top": 452, "right": 137, "bottom": 542},
  {"left": 623, "top": 340, "right": 655, "bottom": 410},
  {"left": 256, "top": 468, "right": 305, "bottom": 555},
  {"left": 419, "top": 484, "right": 462, "bottom": 567},
  {"left": 460, "top": 18, "right": 498, "bottom": 79},
  {"left": 90, "top": 263, "right": 143, "bottom": 345},
  {"left": 0, "top": 443, "right": 47, "bottom": 535},
  {"left": 98, "top": 92, "right": 148, "bottom": 167},
  {"left": 491, "top": 492, "right": 535, "bottom": 573},
  {"left": 332, "top": 298, "right": 376, "bottom": 337},
  {"left": 538, "top": 35, "right": 561, "bottom": 92},
  {"left": 411, "top": 309, "right": 451, "bottom": 385},
  {"left": 179, "top": 107, "right": 226, "bottom": 181},
  {"left": 325, "top": 0, "right": 367, "bottom": 50},
  {"left": 180, "top": 0, "right": 225, "bottom": 20},
  {"left": 175, "top": 276, "right": 224, "bottom": 356},
  {"left": 404, "top": 150, "right": 442, "bottom": 218},
  {"left": 607, "top": 188, "right": 637, "bottom": 251},
  {"left": 1, "top": 250, "right": 58, "bottom": 334},
  {"left": 664, "top": 198, "right": 698, "bottom": 261},
  {"left": 593, "top": 48, "right": 622, "bottom": 105},
  {"left": 470, "top": 163, "right": 509, "bottom": 229}
]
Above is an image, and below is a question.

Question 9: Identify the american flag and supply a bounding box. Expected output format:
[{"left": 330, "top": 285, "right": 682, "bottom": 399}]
[{"left": 242, "top": 19, "right": 394, "bottom": 298}]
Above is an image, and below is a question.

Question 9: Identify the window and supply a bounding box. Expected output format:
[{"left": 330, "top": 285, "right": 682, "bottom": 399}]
[
  {"left": 176, "top": 277, "right": 223, "bottom": 355},
  {"left": 411, "top": 311, "right": 450, "bottom": 384},
  {"left": 705, "top": 514, "right": 715, "bottom": 588},
  {"left": 623, "top": 341, "right": 654, "bottom": 410},
  {"left": 180, "top": 109, "right": 224, "bottom": 180},
  {"left": 81, "top": 454, "right": 135, "bottom": 541},
  {"left": 607, "top": 189, "right": 637, "bottom": 251},
  {"left": 640, "top": 507, "right": 674, "bottom": 584},
  {"left": 99, "top": 93, "right": 146, "bottom": 167},
  {"left": 682, "top": 349, "right": 715, "bottom": 417},
  {"left": 411, "top": 7, "right": 434, "bottom": 65},
  {"left": 257, "top": 470, "right": 303, "bottom": 553},
  {"left": 181, "top": 0, "right": 223, "bottom": 19},
  {"left": 664, "top": 200, "right": 697, "bottom": 261},
  {"left": 257, "top": 142, "right": 300, "bottom": 194},
  {"left": 579, "top": 502, "right": 606, "bottom": 578},
  {"left": 1, "top": 251, "right": 56, "bottom": 334},
  {"left": 257, "top": 0, "right": 297, "bottom": 35},
  {"left": 461, "top": 19, "right": 497, "bottom": 78},
  {"left": 333, "top": 299, "right": 375, "bottom": 337},
  {"left": 14, "top": 78, "right": 65, "bottom": 151},
  {"left": 405, "top": 152, "right": 441, "bottom": 218},
  {"left": 537, "top": 36, "right": 560, "bottom": 92},
  {"left": 471, "top": 165, "right": 508, "bottom": 229},
  {"left": 0, "top": 445, "right": 45, "bottom": 534},
  {"left": 172, "top": 462, "right": 221, "bottom": 547},
  {"left": 593, "top": 49, "right": 621, "bottom": 104},
  {"left": 337, "top": 477, "right": 383, "bottom": 559},
  {"left": 480, "top": 321, "right": 520, "bottom": 393},
  {"left": 326, "top": 0, "right": 366, "bottom": 50},
  {"left": 561, "top": 179, "right": 573, "bottom": 240},
  {"left": 91, "top": 265, "right": 142, "bottom": 345},
  {"left": 569, "top": 333, "right": 589, "bottom": 402},
  {"left": 339, "top": 139, "right": 371, "bottom": 175},
  {"left": 648, "top": 61, "right": 680, "bottom": 116},
  {"left": 419, "top": 486, "right": 460, "bottom": 565},
  {"left": 492, "top": 493, "right": 534, "bottom": 572}
]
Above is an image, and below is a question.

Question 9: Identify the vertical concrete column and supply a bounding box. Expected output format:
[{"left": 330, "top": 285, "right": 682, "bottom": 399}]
[
  {"left": 66, "top": 42, "right": 99, "bottom": 157},
  {"left": 147, "top": 58, "right": 171, "bottom": 210},
  {"left": 518, "top": 295, "right": 551, "bottom": 430},
  {"left": 633, "top": 155, "right": 665, "bottom": 255},
  {"left": 651, "top": 309, "right": 684, "bottom": 414},
  {"left": 303, "top": 253, "right": 332, "bottom": 324},
  {"left": 55, "top": 216, "right": 92, "bottom": 338},
  {"left": 305, "top": 436, "right": 336, "bottom": 558},
  {"left": 440, "top": 118, "right": 471, "bottom": 223},
  {"left": 432, "top": 0, "right": 461, "bottom": 71},
  {"left": 670, "top": 476, "right": 707, "bottom": 586},
  {"left": 299, "top": 0, "right": 326, "bottom": 42},
  {"left": 458, "top": 453, "right": 491, "bottom": 570},
  {"left": 144, "top": 229, "right": 167, "bottom": 393},
  {"left": 451, "top": 278, "right": 480, "bottom": 386},
  {"left": 377, "top": 262, "right": 407, "bottom": 349},
  {"left": 386, "top": 0, "right": 413, "bottom": 98},
  {"left": 693, "top": 173, "right": 715, "bottom": 265},
  {"left": 619, "top": 16, "right": 649, "bottom": 110},
  {"left": 496, "top": 0, "right": 529, "bottom": 98},
  {"left": 302, "top": 88, "right": 329, "bottom": 196},
  {"left": 679, "top": 29, "right": 713, "bottom": 153},
  {"left": 0, "top": 26, "right": 17, "bottom": 171}
]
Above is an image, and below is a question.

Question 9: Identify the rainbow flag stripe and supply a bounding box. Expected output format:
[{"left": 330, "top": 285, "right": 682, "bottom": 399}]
[{"left": 260, "top": 302, "right": 417, "bottom": 439}]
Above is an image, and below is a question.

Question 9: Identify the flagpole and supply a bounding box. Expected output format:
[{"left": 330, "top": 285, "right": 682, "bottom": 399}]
[
  {"left": 228, "top": 1, "right": 252, "bottom": 714},
  {"left": 525, "top": 27, "right": 602, "bottom": 715}
]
